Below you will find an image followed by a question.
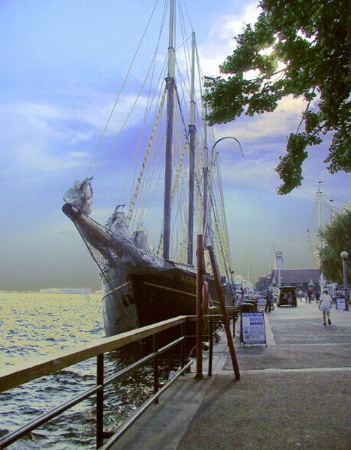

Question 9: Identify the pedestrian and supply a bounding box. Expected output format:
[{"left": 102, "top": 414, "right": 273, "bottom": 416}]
[
  {"left": 307, "top": 289, "right": 312, "bottom": 303},
  {"left": 240, "top": 287, "right": 244, "bottom": 300},
  {"left": 315, "top": 290, "right": 320, "bottom": 303},
  {"left": 319, "top": 289, "right": 333, "bottom": 325},
  {"left": 265, "top": 289, "right": 273, "bottom": 312},
  {"left": 298, "top": 289, "right": 303, "bottom": 301}
]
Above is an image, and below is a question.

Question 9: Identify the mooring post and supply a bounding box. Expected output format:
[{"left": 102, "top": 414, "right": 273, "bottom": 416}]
[
  {"left": 195, "top": 234, "right": 204, "bottom": 379},
  {"left": 207, "top": 246, "right": 240, "bottom": 380}
]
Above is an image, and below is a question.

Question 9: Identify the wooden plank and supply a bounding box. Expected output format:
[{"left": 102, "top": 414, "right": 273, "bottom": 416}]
[{"left": 0, "top": 316, "right": 188, "bottom": 393}]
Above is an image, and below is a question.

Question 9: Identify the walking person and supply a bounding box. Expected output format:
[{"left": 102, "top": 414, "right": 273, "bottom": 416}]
[
  {"left": 265, "top": 289, "right": 274, "bottom": 312},
  {"left": 298, "top": 289, "right": 303, "bottom": 302},
  {"left": 319, "top": 289, "right": 333, "bottom": 325},
  {"left": 307, "top": 289, "right": 312, "bottom": 303},
  {"left": 315, "top": 290, "right": 320, "bottom": 303}
]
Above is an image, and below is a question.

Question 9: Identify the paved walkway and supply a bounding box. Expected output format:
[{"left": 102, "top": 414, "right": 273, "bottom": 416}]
[{"left": 111, "top": 301, "right": 351, "bottom": 450}]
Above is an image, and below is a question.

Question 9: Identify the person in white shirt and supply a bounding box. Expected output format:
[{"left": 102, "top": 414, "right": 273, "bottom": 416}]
[
  {"left": 319, "top": 289, "right": 333, "bottom": 326},
  {"left": 298, "top": 289, "right": 303, "bottom": 301}
]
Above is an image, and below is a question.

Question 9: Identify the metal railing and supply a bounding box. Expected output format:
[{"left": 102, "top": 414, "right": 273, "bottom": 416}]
[{"left": 0, "top": 316, "right": 193, "bottom": 449}]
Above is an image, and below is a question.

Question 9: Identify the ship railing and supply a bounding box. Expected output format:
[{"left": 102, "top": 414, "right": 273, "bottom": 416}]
[{"left": 0, "top": 316, "right": 194, "bottom": 450}]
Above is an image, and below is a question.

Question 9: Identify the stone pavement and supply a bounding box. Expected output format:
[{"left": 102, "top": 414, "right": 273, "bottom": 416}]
[{"left": 112, "top": 301, "right": 351, "bottom": 450}]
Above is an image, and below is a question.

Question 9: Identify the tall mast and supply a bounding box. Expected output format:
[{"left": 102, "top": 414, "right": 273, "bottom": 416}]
[
  {"left": 203, "top": 102, "right": 209, "bottom": 245},
  {"left": 317, "top": 181, "right": 323, "bottom": 256},
  {"left": 187, "top": 32, "right": 196, "bottom": 265},
  {"left": 317, "top": 181, "right": 325, "bottom": 288},
  {"left": 317, "top": 181, "right": 322, "bottom": 239},
  {"left": 163, "top": 0, "right": 175, "bottom": 260}
]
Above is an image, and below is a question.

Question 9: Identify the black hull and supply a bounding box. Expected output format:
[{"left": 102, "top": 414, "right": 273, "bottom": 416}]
[
  {"left": 63, "top": 203, "right": 199, "bottom": 346},
  {"left": 130, "top": 268, "right": 198, "bottom": 351},
  {"left": 131, "top": 269, "right": 197, "bottom": 326}
]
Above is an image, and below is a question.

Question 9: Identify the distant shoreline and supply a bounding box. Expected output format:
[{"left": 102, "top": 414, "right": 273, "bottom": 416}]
[{"left": 0, "top": 290, "right": 101, "bottom": 295}]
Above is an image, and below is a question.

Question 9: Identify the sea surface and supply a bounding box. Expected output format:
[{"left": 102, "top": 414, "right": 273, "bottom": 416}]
[{"left": 0, "top": 292, "right": 176, "bottom": 449}]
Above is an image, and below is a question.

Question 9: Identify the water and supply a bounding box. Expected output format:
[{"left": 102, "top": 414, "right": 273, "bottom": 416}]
[{"left": 0, "top": 293, "right": 177, "bottom": 449}]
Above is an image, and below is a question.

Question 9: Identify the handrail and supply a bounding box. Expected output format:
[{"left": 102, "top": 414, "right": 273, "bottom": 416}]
[
  {"left": 0, "top": 316, "right": 192, "bottom": 449},
  {"left": 0, "top": 315, "right": 188, "bottom": 393}
]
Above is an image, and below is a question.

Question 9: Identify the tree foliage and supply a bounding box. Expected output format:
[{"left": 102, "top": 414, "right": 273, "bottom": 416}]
[
  {"left": 204, "top": 0, "right": 351, "bottom": 194},
  {"left": 320, "top": 210, "right": 351, "bottom": 284}
]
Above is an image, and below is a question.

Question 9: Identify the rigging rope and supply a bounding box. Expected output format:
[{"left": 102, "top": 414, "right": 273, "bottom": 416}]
[
  {"left": 84, "top": 0, "right": 167, "bottom": 180},
  {"left": 126, "top": 87, "right": 168, "bottom": 226},
  {"left": 77, "top": 0, "right": 235, "bottom": 281}
]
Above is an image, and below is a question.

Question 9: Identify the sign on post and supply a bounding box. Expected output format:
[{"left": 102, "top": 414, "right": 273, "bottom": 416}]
[{"left": 241, "top": 312, "right": 266, "bottom": 345}]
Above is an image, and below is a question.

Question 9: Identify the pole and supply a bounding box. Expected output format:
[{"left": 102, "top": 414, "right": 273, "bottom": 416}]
[
  {"left": 96, "top": 354, "right": 104, "bottom": 449},
  {"left": 163, "top": 0, "right": 175, "bottom": 259},
  {"left": 342, "top": 256, "right": 349, "bottom": 311},
  {"left": 207, "top": 246, "right": 240, "bottom": 380},
  {"left": 187, "top": 32, "right": 196, "bottom": 265},
  {"left": 195, "top": 234, "right": 204, "bottom": 379}
]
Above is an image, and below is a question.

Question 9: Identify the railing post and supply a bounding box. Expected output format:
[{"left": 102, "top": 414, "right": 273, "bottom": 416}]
[
  {"left": 195, "top": 234, "right": 204, "bottom": 379},
  {"left": 180, "top": 322, "right": 185, "bottom": 370},
  {"left": 208, "top": 319, "right": 213, "bottom": 377},
  {"left": 153, "top": 334, "right": 159, "bottom": 404},
  {"left": 96, "top": 353, "right": 104, "bottom": 449}
]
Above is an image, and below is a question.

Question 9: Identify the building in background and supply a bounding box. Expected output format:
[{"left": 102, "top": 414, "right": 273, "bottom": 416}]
[{"left": 255, "top": 251, "right": 320, "bottom": 292}]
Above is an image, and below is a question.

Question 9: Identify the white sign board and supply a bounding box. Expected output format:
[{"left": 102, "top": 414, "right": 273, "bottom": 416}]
[
  {"left": 336, "top": 297, "right": 345, "bottom": 310},
  {"left": 241, "top": 312, "right": 266, "bottom": 345}
]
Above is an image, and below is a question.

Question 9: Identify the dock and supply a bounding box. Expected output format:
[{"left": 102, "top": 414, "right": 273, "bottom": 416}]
[{"left": 112, "top": 301, "right": 351, "bottom": 450}]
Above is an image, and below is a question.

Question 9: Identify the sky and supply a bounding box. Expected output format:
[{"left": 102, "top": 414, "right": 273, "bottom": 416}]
[{"left": 0, "top": 0, "right": 349, "bottom": 292}]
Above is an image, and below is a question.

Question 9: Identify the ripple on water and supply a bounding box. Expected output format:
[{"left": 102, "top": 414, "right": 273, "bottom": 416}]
[{"left": 0, "top": 293, "right": 179, "bottom": 449}]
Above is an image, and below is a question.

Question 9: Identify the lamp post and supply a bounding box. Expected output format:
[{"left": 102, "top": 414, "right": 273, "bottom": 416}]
[
  {"left": 340, "top": 251, "right": 349, "bottom": 311},
  {"left": 210, "top": 136, "right": 244, "bottom": 163},
  {"left": 203, "top": 136, "right": 243, "bottom": 246}
]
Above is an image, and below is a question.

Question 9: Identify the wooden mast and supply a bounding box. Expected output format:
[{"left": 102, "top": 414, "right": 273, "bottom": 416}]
[
  {"left": 163, "top": 0, "right": 175, "bottom": 260},
  {"left": 187, "top": 32, "right": 196, "bottom": 265},
  {"left": 203, "top": 104, "right": 210, "bottom": 247}
]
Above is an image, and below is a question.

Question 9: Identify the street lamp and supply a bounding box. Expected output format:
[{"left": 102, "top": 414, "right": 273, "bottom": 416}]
[
  {"left": 210, "top": 136, "right": 244, "bottom": 164},
  {"left": 203, "top": 136, "right": 243, "bottom": 245},
  {"left": 340, "top": 251, "right": 349, "bottom": 311}
]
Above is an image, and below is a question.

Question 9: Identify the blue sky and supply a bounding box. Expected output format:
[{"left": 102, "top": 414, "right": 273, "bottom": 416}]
[{"left": 0, "top": 0, "right": 349, "bottom": 291}]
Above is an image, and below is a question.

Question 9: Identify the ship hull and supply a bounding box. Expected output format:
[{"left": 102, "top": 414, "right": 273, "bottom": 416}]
[
  {"left": 62, "top": 203, "right": 199, "bottom": 343},
  {"left": 101, "top": 265, "right": 197, "bottom": 340},
  {"left": 131, "top": 268, "right": 197, "bottom": 327}
]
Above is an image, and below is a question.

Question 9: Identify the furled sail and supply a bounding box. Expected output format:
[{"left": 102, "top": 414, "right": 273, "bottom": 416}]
[{"left": 63, "top": 179, "right": 93, "bottom": 216}]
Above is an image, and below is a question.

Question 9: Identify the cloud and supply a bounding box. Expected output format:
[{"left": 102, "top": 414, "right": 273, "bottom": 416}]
[
  {"left": 0, "top": 0, "right": 348, "bottom": 291},
  {"left": 0, "top": 89, "right": 153, "bottom": 173},
  {"left": 215, "top": 95, "right": 307, "bottom": 148},
  {"left": 205, "top": 94, "right": 311, "bottom": 195},
  {"left": 199, "top": 2, "right": 260, "bottom": 76}
]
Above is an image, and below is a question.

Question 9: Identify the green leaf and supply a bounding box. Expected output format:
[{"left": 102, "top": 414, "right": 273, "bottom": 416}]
[{"left": 204, "top": 0, "right": 351, "bottom": 193}]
